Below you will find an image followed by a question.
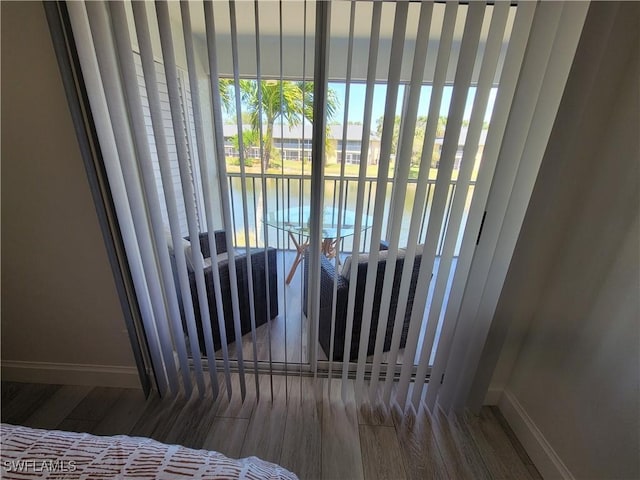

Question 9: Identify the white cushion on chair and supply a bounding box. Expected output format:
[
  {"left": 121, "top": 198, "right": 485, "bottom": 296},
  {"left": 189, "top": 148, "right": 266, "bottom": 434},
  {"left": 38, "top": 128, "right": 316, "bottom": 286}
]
[
  {"left": 341, "top": 256, "right": 352, "bottom": 279},
  {"left": 165, "top": 228, "right": 204, "bottom": 272},
  {"left": 341, "top": 247, "right": 416, "bottom": 280}
]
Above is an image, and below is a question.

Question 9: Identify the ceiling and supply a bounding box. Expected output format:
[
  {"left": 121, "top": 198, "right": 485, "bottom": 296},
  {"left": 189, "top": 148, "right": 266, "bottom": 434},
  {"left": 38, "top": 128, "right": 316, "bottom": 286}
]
[{"left": 129, "top": 1, "right": 516, "bottom": 83}]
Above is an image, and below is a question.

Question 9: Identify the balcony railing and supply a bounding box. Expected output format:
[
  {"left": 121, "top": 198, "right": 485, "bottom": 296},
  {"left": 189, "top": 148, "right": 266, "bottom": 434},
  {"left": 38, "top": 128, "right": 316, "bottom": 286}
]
[{"left": 226, "top": 172, "right": 473, "bottom": 256}]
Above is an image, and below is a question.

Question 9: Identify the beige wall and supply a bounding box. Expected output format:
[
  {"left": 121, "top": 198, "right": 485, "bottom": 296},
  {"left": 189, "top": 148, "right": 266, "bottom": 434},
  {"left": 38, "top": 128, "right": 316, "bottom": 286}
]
[
  {"left": 1, "top": 2, "right": 137, "bottom": 385},
  {"left": 482, "top": 3, "right": 639, "bottom": 478}
]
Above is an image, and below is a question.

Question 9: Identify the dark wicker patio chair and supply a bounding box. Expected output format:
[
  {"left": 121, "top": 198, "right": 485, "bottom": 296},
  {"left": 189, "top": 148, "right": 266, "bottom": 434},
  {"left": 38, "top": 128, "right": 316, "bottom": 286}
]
[
  {"left": 172, "top": 231, "right": 278, "bottom": 353},
  {"left": 304, "top": 244, "right": 424, "bottom": 361}
]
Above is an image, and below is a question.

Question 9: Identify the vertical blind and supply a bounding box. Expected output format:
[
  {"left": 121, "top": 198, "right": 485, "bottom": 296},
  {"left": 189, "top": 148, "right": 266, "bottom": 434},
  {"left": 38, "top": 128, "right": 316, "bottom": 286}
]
[{"left": 66, "top": 0, "right": 588, "bottom": 413}]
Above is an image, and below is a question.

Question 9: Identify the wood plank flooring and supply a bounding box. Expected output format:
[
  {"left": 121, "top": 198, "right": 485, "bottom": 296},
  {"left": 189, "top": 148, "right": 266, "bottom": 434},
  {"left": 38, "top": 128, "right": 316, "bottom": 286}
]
[{"left": 1, "top": 379, "right": 540, "bottom": 480}]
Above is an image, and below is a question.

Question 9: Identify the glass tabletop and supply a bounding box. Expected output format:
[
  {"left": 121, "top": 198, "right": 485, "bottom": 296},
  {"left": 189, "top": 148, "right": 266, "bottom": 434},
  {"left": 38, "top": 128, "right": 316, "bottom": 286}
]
[{"left": 266, "top": 206, "right": 373, "bottom": 239}]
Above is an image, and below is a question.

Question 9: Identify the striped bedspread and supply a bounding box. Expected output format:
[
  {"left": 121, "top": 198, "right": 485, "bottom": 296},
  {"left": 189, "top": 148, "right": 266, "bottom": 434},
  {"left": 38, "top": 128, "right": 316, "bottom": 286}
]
[{"left": 1, "top": 423, "right": 298, "bottom": 479}]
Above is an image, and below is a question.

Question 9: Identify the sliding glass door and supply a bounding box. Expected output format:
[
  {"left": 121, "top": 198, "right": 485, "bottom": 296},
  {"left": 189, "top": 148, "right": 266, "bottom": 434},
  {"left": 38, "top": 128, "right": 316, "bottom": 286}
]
[
  {"left": 62, "top": 0, "right": 588, "bottom": 411},
  {"left": 67, "top": 0, "right": 518, "bottom": 397}
]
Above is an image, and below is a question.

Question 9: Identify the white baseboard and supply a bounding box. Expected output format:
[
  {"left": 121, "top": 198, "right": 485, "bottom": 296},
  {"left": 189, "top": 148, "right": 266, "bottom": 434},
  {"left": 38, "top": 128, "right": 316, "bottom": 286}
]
[
  {"left": 483, "top": 387, "right": 503, "bottom": 405},
  {"left": 1, "top": 360, "right": 142, "bottom": 389},
  {"left": 499, "top": 389, "right": 574, "bottom": 479}
]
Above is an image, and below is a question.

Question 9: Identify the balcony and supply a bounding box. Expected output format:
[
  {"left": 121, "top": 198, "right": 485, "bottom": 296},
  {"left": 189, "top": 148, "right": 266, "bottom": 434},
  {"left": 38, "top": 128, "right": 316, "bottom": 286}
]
[{"left": 217, "top": 170, "right": 467, "bottom": 367}]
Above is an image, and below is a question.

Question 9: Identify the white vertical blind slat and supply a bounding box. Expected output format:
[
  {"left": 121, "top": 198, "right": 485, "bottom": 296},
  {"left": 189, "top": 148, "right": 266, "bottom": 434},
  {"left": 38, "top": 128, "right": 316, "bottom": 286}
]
[
  {"left": 423, "top": 2, "right": 537, "bottom": 412},
  {"left": 228, "top": 0, "right": 261, "bottom": 399},
  {"left": 203, "top": 0, "right": 248, "bottom": 400},
  {"left": 109, "top": 1, "right": 194, "bottom": 397},
  {"left": 277, "top": 0, "right": 290, "bottom": 399},
  {"left": 327, "top": 0, "right": 356, "bottom": 399},
  {"left": 66, "top": 2, "right": 171, "bottom": 396},
  {"left": 252, "top": 0, "right": 275, "bottom": 400},
  {"left": 367, "top": 1, "right": 434, "bottom": 403},
  {"left": 384, "top": 85, "right": 411, "bottom": 243},
  {"left": 340, "top": 1, "right": 382, "bottom": 402},
  {"left": 297, "top": 0, "right": 308, "bottom": 400},
  {"left": 390, "top": 1, "right": 459, "bottom": 408},
  {"left": 131, "top": 1, "right": 208, "bottom": 396},
  {"left": 179, "top": 0, "right": 234, "bottom": 397},
  {"left": 354, "top": 2, "right": 409, "bottom": 404}
]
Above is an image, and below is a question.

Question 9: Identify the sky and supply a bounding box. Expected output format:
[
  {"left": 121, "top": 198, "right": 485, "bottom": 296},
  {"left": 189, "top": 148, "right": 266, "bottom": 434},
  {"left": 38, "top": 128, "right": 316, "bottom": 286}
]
[{"left": 328, "top": 82, "right": 497, "bottom": 126}]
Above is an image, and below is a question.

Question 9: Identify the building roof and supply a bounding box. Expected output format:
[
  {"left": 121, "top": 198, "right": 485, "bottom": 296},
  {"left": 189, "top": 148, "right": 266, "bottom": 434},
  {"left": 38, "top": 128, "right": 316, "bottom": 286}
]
[
  {"left": 222, "top": 122, "right": 380, "bottom": 142},
  {"left": 223, "top": 123, "right": 487, "bottom": 145}
]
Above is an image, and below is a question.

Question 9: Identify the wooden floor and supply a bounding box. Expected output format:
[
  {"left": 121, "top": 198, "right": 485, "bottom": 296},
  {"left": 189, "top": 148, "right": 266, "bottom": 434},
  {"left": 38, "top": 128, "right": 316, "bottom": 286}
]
[{"left": 1, "top": 378, "right": 540, "bottom": 480}]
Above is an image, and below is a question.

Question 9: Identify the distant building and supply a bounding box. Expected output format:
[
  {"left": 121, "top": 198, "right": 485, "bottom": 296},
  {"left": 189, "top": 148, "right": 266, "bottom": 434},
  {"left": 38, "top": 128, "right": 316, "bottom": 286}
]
[
  {"left": 432, "top": 127, "right": 488, "bottom": 169},
  {"left": 327, "top": 124, "right": 381, "bottom": 165},
  {"left": 223, "top": 123, "right": 486, "bottom": 169},
  {"left": 222, "top": 123, "right": 381, "bottom": 165}
]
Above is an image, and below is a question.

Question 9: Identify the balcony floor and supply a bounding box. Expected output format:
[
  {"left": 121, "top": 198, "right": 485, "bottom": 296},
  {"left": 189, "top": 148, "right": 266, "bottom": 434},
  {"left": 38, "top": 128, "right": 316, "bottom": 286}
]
[{"left": 213, "top": 250, "right": 454, "bottom": 369}]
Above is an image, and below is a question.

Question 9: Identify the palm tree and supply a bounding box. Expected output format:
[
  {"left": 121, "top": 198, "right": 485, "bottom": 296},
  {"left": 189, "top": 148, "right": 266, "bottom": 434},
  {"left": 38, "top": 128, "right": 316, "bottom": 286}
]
[
  {"left": 218, "top": 79, "right": 234, "bottom": 114},
  {"left": 297, "top": 81, "right": 339, "bottom": 126},
  {"left": 237, "top": 80, "right": 339, "bottom": 170}
]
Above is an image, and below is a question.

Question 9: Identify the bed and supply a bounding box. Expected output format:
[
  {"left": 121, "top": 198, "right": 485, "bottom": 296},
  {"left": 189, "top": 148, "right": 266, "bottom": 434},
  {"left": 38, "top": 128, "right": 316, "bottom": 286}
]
[{"left": 1, "top": 423, "right": 298, "bottom": 479}]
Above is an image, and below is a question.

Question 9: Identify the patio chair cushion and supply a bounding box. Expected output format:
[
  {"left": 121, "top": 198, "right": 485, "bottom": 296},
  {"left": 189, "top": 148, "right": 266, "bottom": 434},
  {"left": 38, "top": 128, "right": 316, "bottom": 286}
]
[
  {"left": 165, "top": 228, "right": 202, "bottom": 272},
  {"left": 341, "top": 248, "right": 406, "bottom": 279},
  {"left": 341, "top": 256, "right": 352, "bottom": 279}
]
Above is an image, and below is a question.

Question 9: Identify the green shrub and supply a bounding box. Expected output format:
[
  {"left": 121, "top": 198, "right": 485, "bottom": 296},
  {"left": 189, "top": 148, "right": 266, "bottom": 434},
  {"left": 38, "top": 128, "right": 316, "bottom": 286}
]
[{"left": 270, "top": 148, "right": 282, "bottom": 162}]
